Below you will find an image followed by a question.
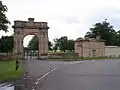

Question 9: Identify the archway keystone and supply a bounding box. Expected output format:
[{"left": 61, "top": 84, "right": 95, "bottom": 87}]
[{"left": 13, "top": 18, "right": 49, "bottom": 59}]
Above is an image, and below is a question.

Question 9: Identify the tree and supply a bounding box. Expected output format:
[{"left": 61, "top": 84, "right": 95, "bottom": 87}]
[
  {"left": 48, "top": 41, "right": 53, "bottom": 51},
  {"left": 53, "top": 38, "right": 59, "bottom": 51},
  {"left": 58, "top": 36, "right": 68, "bottom": 52},
  {"left": 85, "top": 19, "right": 116, "bottom": 45},
  {"left": 0, "top": 1, "right": 10, "bottom": 32},
  {"left": 0, "top": 36, "right": 13, "bottom": 53},
  {"left": 115, "top": 30, "right": 120, "bottom": 46},
  {"left": 53, "top": 36, "right": 75, "bottom": 52},
  {"left": 67, "top": 39, "right": 74, "bottom": 51},
  {"left": 28, "top": 36, "right": 38, "bottom": 50},
  {"left": 28, "top": 36, "right": 53, "bottom": 51},
  {"left": 53, "top": 36, "right": 68, "bottom": 52}
]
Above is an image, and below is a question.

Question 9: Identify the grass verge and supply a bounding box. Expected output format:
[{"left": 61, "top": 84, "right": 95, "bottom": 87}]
[{"left": 0, "top": 60, "right": 24, "bottom": 83}]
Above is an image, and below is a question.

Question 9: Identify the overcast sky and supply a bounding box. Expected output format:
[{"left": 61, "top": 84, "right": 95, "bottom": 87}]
[{"left": 2, "top": 0, "right": 120, "bottom": 46}]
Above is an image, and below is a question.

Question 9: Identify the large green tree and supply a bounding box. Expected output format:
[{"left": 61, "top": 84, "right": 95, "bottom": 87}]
[
  {"left": 0, "top": 1, "right": 10, "bottom": 32},
  {"left": 57, "top": 36, "right": 68, "bottom": 52},
  {"left": 28, "top": 36, "right": 38, "bottom": 50},
  {"left": 67, "top": 39, "right": 74, "bottom": 51},
  {"left": 85, "top": 19, "right": 116, "bottom": 45},
  {"left": 53, "top": 36, "right": 75, "bottom": 52},
  {"left": 0, "top": 36, "right": 13, "bottom": 53}
]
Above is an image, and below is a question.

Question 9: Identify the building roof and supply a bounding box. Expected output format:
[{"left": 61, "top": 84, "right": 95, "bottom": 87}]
[{"left": 75, "top": 37, "right": 105, "bottom": 42}]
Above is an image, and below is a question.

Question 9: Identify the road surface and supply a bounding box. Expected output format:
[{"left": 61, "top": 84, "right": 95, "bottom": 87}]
[
  {"left": 36, "top": 60, "right": 120, "bottom": 90},
  {"left": 16, "top": 60, "right": 82, "bottom": 90}
]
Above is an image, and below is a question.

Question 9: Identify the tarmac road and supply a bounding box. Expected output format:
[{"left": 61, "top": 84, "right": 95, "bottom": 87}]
[
  {"left": 37, "top": 60, "right": 120, "bottom": 90},
  {"left": 19, "top": 60, "right": 82, "bottom": 90}
]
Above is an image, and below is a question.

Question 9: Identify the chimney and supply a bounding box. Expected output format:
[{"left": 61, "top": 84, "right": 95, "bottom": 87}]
[{"left": 28, "top": 18, "right": 34, "bottom": 22}]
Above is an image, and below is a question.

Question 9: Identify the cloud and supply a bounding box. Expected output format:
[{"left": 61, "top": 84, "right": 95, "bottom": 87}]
[
  {"left": 60, "top": 15, "right": 80, "bottom": 24},
  {"left": 2, "top": 0, "right": 120, "bottom": 43},
  {"left": 85, "top": 7, "right": 120, "bottom": 30}
]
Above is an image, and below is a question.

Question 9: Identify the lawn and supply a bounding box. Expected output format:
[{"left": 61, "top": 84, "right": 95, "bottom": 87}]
[{"left": 0, "top": 60, "right": 24, "bottom": 83}]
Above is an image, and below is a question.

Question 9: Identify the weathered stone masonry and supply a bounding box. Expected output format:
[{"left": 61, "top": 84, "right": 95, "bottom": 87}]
[{"left": 13, "top": 18, "right": 49, "bottom": 59}]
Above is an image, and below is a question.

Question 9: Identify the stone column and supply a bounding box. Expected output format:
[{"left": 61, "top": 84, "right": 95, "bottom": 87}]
[
  {"left": 19, "top": 36, "right": 24, "bottom": 59},
  {"left": 38, "top": 32, "right": 48, "bottom": 59},
  {"left": 13, "top": 28, "right": 23, "bottom": 59},
  {"left": 39, "top": 34, "right": 44, "bottom": 59},
  {"left": 44, "top": 31, "right": 48, "bottom": 55},
  {"left": 38, "top": 37, "right": 41, "bottom": 59}
]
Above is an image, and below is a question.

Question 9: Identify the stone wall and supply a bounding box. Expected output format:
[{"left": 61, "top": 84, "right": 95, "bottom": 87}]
[
  {"left": 0, "top": 53, "right": 13, "bottom": 60},
  {"left": 105, "top": 46, "right": 120, "bottom": 57}
]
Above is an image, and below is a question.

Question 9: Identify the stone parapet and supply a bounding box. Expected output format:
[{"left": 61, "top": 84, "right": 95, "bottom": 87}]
[{"left": 12, "top": 18, "right": 49, "bottom": 29}]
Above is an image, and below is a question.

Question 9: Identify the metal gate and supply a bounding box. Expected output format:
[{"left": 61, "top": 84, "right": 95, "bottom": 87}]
[{"left": 24, "top": 49, "right": 39, "bottom": 60}]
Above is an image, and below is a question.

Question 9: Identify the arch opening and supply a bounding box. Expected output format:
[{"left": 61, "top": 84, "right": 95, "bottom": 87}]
[{"left": 23, "top": 35, "right": 39, "bottom": 60}]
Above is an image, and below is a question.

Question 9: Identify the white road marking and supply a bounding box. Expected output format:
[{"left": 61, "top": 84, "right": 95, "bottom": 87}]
[
  {"left": 37, "top": 68, "right": 56, "bottom": 82},
  {"left": 33, "top": 60, "right": 90, "bottom": 90},
  {"left": 35, "top": 82, "right": 39, "bottom": 85},
  {"left": 32, "top": 68, "right": 57, "bottom": 90}
]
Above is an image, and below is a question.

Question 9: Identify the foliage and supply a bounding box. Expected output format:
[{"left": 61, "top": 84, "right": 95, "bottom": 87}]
[
  {"left": 67, "top": 39, "right": 74, "bottom": 51},
  {"left": 115, "top": 30, "right": 120, "bottom": 46},
  {"left": 57, "top": 36, "right": 68, "bottom": 52},
  {"left": 53, "top": 38, "right": 59, "bottom": 51},
  {"left": 28, "top": 36, "right": 38, "bottom": 50},
  {"left": 53, "top": 36, "right": 75, "bottom": 52},
  {"left": 0, "top": 1, "right": 10, "bottom": 32},
  {"left": 48, "top": 40, "right": 53, "bottom": 51},
  {"left": 85, "top": 19, "right": 117, "bottom": 46},
  {"left": 0, "top": 36, "right": 13, "bottom": 53}
]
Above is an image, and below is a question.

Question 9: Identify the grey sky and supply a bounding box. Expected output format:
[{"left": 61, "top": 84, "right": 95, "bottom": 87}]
[{"left": 1, "top": 0, "right": 120, "bottom": 46}]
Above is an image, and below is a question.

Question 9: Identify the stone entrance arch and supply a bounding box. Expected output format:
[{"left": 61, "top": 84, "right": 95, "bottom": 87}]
[{"left": 13, "top": 18, "right": 49, "bottom": 59}]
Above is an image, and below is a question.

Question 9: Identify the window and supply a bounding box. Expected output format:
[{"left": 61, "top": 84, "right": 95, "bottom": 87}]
[
  {"left": 92, "top": 49, "right": 96, "bottom": 57},
  {"left": 92, "top": 49, "right": 96, "bottom": 52}
]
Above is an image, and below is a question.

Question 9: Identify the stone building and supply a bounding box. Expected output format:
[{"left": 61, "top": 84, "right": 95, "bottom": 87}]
[{"left": 75, "top": 37, "right": 105, "bottom": 57}]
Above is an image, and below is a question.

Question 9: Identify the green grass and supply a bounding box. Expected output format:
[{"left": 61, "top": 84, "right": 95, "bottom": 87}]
[{"left": 0, "top": 60, "right": 24, "bottom": 83}]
